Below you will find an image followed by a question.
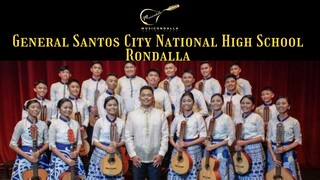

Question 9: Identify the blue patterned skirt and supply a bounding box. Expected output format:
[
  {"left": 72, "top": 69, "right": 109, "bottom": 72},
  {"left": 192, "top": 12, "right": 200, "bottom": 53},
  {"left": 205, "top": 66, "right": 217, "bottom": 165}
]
[
  {"left": 167, "top": 140, "right": 202, "bottom": 180},
  {"left": 11, "top": 145, "right": 49, "bottom": 180},
  {"left": 236, "top": 142, "right": 265, "bottom": 180},
  {"left": 207, "top": 139, "right": 235, "bottom": 180},
  {"left": 266, "top": 142, "right": 302, "bottom": 180},
  {"left": 87, "top": 142, "right": 124, "bottom": 180},
  {"left": 48, "top": 142, "right": 86, "bottom": 180}
]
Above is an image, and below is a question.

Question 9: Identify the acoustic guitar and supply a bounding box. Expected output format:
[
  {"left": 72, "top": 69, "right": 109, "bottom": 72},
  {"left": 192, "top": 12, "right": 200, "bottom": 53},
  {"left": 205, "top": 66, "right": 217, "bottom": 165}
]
[
  {"left": 59, "top": 129, "right": 85, "bottom": 180},
  {"left": 171, "top": 121, "right": 193, "bottom": 175},
  {"left": 100, "top": 123, "right": 123, "bottom": 176},
  {"left": 23, "top": 124, "right": 48, "bottom": 180},
  {"left": 89, "top": 88, "right": 100, "bottom": 127},
  {"left": 265, "top": 123, "right": 295, "bottom": 180},
  {"left": 73, "top": 112, "right": 90, "bottom": 156},
  {"left": 232, "top": 123, "right": 252, "bottom": 175},
  {"left": 198, "top": 118, "right": 221, "bottom": 180}
]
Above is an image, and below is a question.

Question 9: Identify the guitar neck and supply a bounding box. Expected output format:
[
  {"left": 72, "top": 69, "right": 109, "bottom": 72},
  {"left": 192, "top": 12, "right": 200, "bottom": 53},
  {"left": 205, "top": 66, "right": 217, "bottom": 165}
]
[
  {"left": 32, "top": 139, "right": 39, "bottom": 177},
  {"left": 70, "top": 143, "right": 76, "bottom": 179}
]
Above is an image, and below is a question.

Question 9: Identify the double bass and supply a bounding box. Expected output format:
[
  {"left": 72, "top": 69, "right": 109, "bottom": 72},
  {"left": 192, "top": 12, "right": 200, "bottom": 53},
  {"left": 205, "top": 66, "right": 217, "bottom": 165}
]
[
  {"left": 198, "top": 118, "right": 221, "bottom": 180},
  {"left": 171, "top": 121, "right": 193, "bottom": 175},
  {"left": 22, "top": 124, "right": 48, "bottom": 180},
  {"left": 265, "top": 123, "right": 295, "bottom": 180}
]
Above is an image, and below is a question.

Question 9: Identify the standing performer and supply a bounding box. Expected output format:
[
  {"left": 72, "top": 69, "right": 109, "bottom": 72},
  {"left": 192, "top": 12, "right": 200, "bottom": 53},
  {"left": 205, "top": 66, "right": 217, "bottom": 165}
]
[
  {"left": 234, "top": 95, "right": 265, "bottom": 180},
  {"left": 204, "top": 93, "right": 235, "bottom": 180},
  {"left": 266, "top": 96, "right": 302, "bottom": 180},
  {"left": 48, "top": 98, "right": 86, "bottom": 179},
  {"left": 10, "top": 100, "right": 49, "bottom": 180},
  {"left": 87, "top": 96, "right": 126, "bottom": 180},
  {"left": 167, "top": 91, "right": 206, "bottom": 179}
]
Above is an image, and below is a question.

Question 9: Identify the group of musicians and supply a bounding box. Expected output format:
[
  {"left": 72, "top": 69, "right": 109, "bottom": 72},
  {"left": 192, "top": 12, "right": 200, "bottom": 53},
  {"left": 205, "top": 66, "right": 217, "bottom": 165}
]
[{"left": 9, "top": 61, "right": 302, "bottom": 180}]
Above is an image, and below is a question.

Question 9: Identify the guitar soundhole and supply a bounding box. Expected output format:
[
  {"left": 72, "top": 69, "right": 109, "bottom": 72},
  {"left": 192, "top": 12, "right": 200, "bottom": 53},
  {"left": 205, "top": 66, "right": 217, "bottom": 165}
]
[
  {"left": 273, "top": 175, "right": 283, "bottom": 180},
  {"left": 237, "top": 157, "right": 243, "bottom": 163},
  {"left": 178, "top": 155, "right": 183, "bottom": 163},
  {"left": 108, "top": 157, "right": 115, "bottom": 164}
]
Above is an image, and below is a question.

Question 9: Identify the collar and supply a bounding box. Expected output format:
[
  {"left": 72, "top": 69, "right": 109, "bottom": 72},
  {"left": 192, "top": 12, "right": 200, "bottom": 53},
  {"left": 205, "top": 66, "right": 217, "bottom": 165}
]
[
  {"left": 242, "top": 112, "right": 252, "bottom": 119},
  {"left": 106, "top": 90, "right": 114, "bottom": 95},
  {"left": 236, "top": 76, "right": 240, "bottom": 80},
  {"left": 35, "top": 96, "right": 45, "bottom": 101},
  {"left": 27, "top": 117, "right": 37, "bottom": 124},
  {"left": 213, "top": 111, "right": 223, "bottom": 120},
  {"left": 227, "top": 92, "right": 237, "bottom": 96},
  {"left": 264, "top": 103, "right": 273, "bottom": 107},
  {"left": 126, "top": 75, "right": 136, "bottom": 79},
  {"left": 166, "top": 75, "right": 176, "bottom": 81},
  {"left": 91, "top": 77, "right": 101, "bottom": 81},
  {"left": 203, "top": 76, "right": 211, "bottom": 80},
  {"left": 68, "top": 96, "right": 77, "bottom": 100},
  {"left": 183, "top": 111, "right": 194, "bottom": 118},
  {"left": 141, "top": 106, "right": 153, "bottom": 113},
  {"left": 60, "top": 81, "right": 68, "bottom": 85},
  {"left": 277, "top": 115, "right": 290, "bottom": 122},
  {"left": 59, "top": 116, "right": 70, "bottom": 122},
  {"left": 185, "top": 88, "right": 193, "bottom": 92},
  {"left": 106, "top": 115, "right": 117, "bottom": 123}
]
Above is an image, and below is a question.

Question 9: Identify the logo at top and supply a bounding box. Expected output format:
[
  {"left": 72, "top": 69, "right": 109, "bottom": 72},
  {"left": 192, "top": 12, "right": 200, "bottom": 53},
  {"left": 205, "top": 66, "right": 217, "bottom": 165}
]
[{"left": 140, "top": 4, "right": 180, "bottom": 26}]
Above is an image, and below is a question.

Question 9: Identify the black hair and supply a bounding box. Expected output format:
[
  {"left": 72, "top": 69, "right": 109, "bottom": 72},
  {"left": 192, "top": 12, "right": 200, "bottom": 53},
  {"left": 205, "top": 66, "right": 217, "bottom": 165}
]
[
  {"left": 24, "top": 99, "right": 41, "bottom": 110},
  {"left": 240, "top": 95, "right": 255, "bottom": 105},
  {"left": 67, "top": 78, "right": 80, "bottom": 87},
  {"left": 139, "top": 85, "right": 154, "bottom": 95},
  {"left": 262, "top": 86, "right": 274, "bottom": 93},
  {"left": 147, "top": 68, "right": 160, "bottom": 77},
  {"left": 224, "top": 73, "right": 237, "bottom": 82},
  {"left": 211, "top": 93, "right": 224, "bottom": 103},
  {"left": 104, "top": 96, "right": 119, "bottom": 108},
  {"left": 34, "top": 80, "right": 47, "bottom": 88},
  {"left": 57, "top": 98, "right": 72, "bottom": 109},
  {"left": 276, "top": 96, "right": 291, "bottom": 105},
  {"left": 124, "top": 61, "right": 136, "bottom": 66},
  {"left": 200, "top": 61, "right": 211, "bottom": 66},
  {"left": 107, "top": 72, "right": 118, "bottom": 78},
  {"left": 229, "top": 61, "right": 241, "bottom": 69},
  {"left": 182, "top": 69, "right": 195, "bottom": 77},
  {"left": 92, "top": 61, "right": 103, "bottom": 68},
  {"left": 180, "top": 91, "right": 195, "bottom": 103},
  {"left": 59, "top": 65, "right": 71, "bottom": 73}
]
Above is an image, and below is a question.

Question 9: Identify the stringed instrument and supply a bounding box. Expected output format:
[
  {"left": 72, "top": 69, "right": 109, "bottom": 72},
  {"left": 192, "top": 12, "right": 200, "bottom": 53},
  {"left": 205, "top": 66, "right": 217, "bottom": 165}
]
[
  {"left": 265, "top": 123, "right": 295, "bottom": 180},
  {"left": 226, "top": 101, "right": 233, "bottom": 118},
  {"left": 199, "top": 118, "right": 221, "bottom": 180},
  {"left": 263, "top": 106, "right": 270, "bottom": 131},
  {"left": 100, "top": 123, "right": 123, "bottom": 176},
  {"left": 171, "top": 121, "right": 193, "bottom": 175},
  {"left": 59, "top": 129, "right": 85, "bottom": 180},
  {"left": 89, "top": 88, "right": 100, "bottom": 127},
  {"left": 23, "top": 124, "right": 48, "bottom": 180},
  {"left": 74, "top": 112, "right": 90, "bottom": 156},
  {"left": 232, "top": 123, "right": 252, "bottom": 175},
  {"left": 197, "top": 81, "right": 204, "bottom": 92},
  {"left": 140, "top": 4, "right": 180, "bottom": 26},
  {"left": 163, "top": 80, "right": 174, "bottom": 124},
  {"left": 40, "top": 105, "right": 47, "bottom": 122}
]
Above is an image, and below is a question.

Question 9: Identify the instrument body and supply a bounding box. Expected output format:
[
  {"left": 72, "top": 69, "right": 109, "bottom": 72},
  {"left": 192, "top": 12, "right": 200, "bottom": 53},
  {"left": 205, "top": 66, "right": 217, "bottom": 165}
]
[
  {"left": 226, "top": 101, "right": 233, "bottom": 118},
  {"left": 232, "top": 123, "right": 252, "bottom": 175},
  {"left": 40, "top": 105, "right": 47, "bottom": 122},
  {"left": 89, "top": 89, "right": 100, "bottom": 127},
  {"left": 199, "top": 118, "right": 221, "bottom": 180},
  {"left": 265, "top": 123, "right": 295, "bottom": 180},
  {"left": 73, "top": 112, "right": 90, "bottom": 156},
  {"left": 100, "top": 123, "right": 123, "bottom": 176},
  {"left": 171, "top": 121, "right": 193, "bottom": 175},
  {"left": 22, "top": 124, "right": 48, "bottom": 180},
  {"left": 59, "top": 129, "right": 85, "bottom": 180}
]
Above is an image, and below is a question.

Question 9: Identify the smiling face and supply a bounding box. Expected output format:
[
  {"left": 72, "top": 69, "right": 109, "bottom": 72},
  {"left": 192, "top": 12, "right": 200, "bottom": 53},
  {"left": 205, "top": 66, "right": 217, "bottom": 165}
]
[
  {"left": 200, "top": 63, "right": 212, "bottom": 78},
  {"left": 164, "top": 63, "right": 177, "bottom": 77},
  {"left": 275, "top": 98, "right": 290, "bottom": 114},
  {"left": 261, "top": 90, "right": 274, "bottom": 104},
  {"left": 139, "top": 88, "right": 154, "bottom": 108},
  {"left": 146, "top": 71, "right": 160, "bottom": 87},
  {"left": 240, "top": 97, "right": 255, "bottom": 113},
  {"left": 34, "top": 83, "right": 48, "bottom": 98},
  {"left": 27, "top": 102, "right": 41, "bottom": 118},
  {"left": 59, "top": 101, "right": 73, "bottom": 118},
  {"left": 181, "top": 94, "right": 194, "bottom": 112},
  {"left": 105, "top": 99, "right": 118, "bottom": 116},
  {"left": 91, "top": 63, "right": 103, "bottom": 77},
  {"left": 124, "top": 63, "right": 136, "bottom": 77},
  {"left": 211, "top": 95, "right": 224, "bottom": 112},
  {"left": 106, "top": 75, "right": 118, "bottom": 91},
  {"left": 68, "top": 81, "right": 80, "bottom": 97}
]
